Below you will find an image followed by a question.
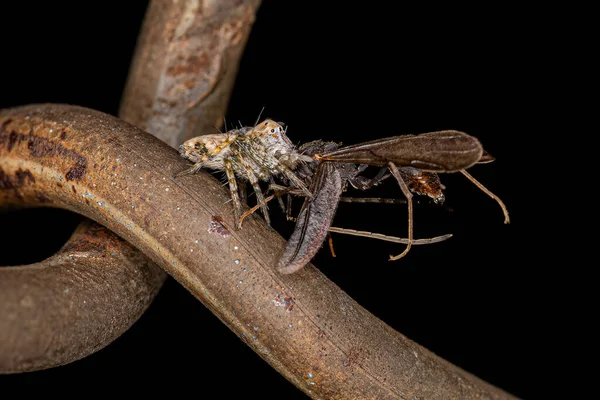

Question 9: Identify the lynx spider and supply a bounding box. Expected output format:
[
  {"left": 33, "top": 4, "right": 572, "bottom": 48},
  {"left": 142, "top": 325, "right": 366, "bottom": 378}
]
[{"left": 177, "top": 118, "right": 312, "bottom": 229}]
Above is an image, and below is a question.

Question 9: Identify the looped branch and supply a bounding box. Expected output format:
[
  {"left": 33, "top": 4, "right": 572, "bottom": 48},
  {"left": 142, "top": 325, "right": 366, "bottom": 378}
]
[{"left": 0, "top": 1, "right": 516, "bottom": 399}]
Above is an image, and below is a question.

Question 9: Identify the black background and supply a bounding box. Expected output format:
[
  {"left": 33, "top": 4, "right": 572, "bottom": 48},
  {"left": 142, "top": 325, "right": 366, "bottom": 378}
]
[{"left": 0, "top": 2, "right": 565, "bottom": 399}]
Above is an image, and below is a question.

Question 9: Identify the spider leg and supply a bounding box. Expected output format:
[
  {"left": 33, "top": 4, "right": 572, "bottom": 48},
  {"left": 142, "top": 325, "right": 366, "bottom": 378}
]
[
  {"left": 243, "top": 165, "right": 271, "bottom": 227},
  {"left": 224, "top": 159, "right": 243, "bottom": 230},
  {"left": 267, "top": 182, "right": 306, "bottom": 195},
  {"left": 174, "top": 163, "right": 203, "bottom": 178},
  {"left": 268, "top": 183, "right": 308, "bottom": 221},
  {"left": 238, "top": 184, "right": 306, "bottom": 228},
  {"left": 281, "top": 166, "right": 312, "bottom": 198}
]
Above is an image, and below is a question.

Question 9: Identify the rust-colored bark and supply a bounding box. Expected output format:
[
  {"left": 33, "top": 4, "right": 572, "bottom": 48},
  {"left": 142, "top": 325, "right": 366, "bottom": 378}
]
[
  {"left": 0, "top": 104, "right": 516, "bottom": 399},
  {"left": 120, "top": 0, "right": 261, "bottom": 147}
]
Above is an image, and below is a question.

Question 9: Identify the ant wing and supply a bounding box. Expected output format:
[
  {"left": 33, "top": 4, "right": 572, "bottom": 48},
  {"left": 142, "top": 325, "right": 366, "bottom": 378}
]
[
  {"left": 318, "top": 130, "right": 483, "bottom": 173},
  {"left": 478, "top": 149, "right": 496, "bottom": 164},
  {"left": 277, "top": 162, "right": 343, "bottom": 274}
]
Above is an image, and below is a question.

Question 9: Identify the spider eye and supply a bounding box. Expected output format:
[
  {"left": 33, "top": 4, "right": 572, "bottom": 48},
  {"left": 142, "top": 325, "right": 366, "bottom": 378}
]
[
  {"left": 270, "top": 128, "right": 275, "bottom": 133},
  {"left": 194, "top": 143, "right": 201, "bottom": 148}
]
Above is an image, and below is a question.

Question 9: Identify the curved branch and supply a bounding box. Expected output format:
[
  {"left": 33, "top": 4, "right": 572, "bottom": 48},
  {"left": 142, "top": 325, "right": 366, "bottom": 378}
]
[
  {"left": 0, "top": 0, "right": 261, "bottom": 373},
  {"left": 0, "top": 104, "right": 516, "bottom": 399},
  {"left": 120, "top": 0, "right": 261, "bottom": 147},
  {"left": 0, "top": 220, "right": 165, "bottom": 373}
]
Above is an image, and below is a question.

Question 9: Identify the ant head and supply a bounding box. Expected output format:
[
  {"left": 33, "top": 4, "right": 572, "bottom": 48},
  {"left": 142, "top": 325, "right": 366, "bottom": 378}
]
[{"left": 432, "top": 193, "right": 446, "bottom": 205}]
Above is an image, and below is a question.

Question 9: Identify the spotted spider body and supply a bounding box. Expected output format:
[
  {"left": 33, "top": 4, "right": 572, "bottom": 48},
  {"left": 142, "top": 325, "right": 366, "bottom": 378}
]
[{"left": 178, "top": 120, "right": 312, "bottom": 228}]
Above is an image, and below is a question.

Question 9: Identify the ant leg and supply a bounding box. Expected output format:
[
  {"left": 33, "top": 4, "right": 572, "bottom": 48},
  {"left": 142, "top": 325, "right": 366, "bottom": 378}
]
[
  {"left": 286, "top": 193, "right": 294, "bottom": 221},
  {"left": 387, "top": 162, "right": 414, "bottom": 261},
  {"left": 364, "top": 166, "right": 391, "bottom": 189},
  {"left": 338, "top": 197, "right": 453, "bottom": 212},
  {"left": 267, "top": 180, "right": 296, "bottom": 220},
  {"left": 460, "top": 170, "right": 510, "bottom": 224},
  {"left": 346, "top": 166, "right": 390, "bottom": 191},
  {"left": 224, "top": 159, "right": 243, "bottom": 230},
  {"left": 268, "top": 182, "right": 303, "bottom": 221},
  {"left": 339, "top": 197, "right": 407, "bottom": 205},
  {"left": 328, "top": 227, "right": 452, "bottom": 245},
  {"left": 270, "top": 177, "right": 287, "bottom": 213},
  {"left": 277, "top": 195, "right": 286, "bottom": 214},
  {"left": 370, "top": 166, "right": 391, "bottom": 186},
  {"left": 327, "top": 233, "right": 337, "bottom": 257}
]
